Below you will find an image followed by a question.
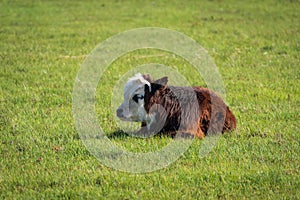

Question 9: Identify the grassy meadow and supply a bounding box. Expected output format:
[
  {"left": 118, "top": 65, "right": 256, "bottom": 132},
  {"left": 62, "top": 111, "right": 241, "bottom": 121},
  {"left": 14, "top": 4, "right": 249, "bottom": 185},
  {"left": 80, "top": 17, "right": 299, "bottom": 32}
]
[{"left": 1, "top": 0, "right": 299, "bottom": 199}]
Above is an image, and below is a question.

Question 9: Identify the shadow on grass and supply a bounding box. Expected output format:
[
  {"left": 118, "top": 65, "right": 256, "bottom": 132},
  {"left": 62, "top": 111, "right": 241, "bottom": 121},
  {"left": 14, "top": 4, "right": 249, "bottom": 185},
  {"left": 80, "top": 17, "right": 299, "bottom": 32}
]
[
  {"left": 107, "top": 130, "right": 130, "bottom": 139},
  {"left": 107, "top": 130, "right": 194, "bottom": 140},
  {"left": 107, "top": 130, "right": 169, "bottom": 140}
]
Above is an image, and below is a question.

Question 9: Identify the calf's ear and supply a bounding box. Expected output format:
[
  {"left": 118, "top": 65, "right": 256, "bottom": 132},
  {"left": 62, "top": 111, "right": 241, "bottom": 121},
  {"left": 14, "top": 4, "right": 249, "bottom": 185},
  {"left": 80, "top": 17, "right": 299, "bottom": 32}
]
[
  {"left": 154, "top": 76, "right": 168, "bottom": 86},
  {"left": 144, "top": 77, "right": 168, "bottom": 97},
  {"left": 142, "top": 74, "right": 152, "bottom": 82},
  {"left": 149, "top": 76, "right": 168, "bottom": 94}
]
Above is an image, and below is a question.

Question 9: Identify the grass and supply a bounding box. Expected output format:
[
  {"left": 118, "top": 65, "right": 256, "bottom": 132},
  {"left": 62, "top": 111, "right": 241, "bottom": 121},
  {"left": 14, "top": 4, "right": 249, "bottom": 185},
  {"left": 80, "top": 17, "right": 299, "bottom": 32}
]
[{"left": 1, "top": 0, "right": 299, "bottom": 199}]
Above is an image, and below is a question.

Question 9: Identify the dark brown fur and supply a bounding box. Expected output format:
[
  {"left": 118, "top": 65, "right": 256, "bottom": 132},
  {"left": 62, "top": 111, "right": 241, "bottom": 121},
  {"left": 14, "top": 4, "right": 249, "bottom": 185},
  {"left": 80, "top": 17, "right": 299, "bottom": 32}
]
[{"left": 141, "top": 77, "right": 236, "bottom": 139}]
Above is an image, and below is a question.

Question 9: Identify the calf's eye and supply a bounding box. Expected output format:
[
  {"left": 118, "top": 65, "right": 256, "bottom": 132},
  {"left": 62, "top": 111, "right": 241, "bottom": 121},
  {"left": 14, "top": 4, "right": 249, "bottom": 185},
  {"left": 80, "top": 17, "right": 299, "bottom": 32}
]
[{"left": 132, "top": 94, "right": 144, "bottom": 103}]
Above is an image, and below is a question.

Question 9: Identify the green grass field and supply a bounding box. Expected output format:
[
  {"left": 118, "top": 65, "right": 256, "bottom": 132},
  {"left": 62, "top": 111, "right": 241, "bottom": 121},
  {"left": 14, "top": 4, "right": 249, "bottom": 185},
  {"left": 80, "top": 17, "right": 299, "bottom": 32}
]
[{"left": 1, "top": 0, "right": 299, "bottom": 199}]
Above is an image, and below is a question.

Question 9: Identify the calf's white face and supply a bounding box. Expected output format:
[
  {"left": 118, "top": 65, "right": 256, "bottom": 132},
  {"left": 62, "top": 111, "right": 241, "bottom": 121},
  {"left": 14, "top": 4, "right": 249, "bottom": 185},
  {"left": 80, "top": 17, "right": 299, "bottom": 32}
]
[{"left": 117, "top": 74, "right": 151, "bottom": 122}]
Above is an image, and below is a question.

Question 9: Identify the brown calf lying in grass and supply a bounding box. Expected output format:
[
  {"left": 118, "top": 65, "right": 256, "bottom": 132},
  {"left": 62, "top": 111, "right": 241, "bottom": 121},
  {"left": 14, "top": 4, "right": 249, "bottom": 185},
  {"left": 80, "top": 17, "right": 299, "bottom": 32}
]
[{"left": 117, "top": 73, "right": 236, "bottom": 138}]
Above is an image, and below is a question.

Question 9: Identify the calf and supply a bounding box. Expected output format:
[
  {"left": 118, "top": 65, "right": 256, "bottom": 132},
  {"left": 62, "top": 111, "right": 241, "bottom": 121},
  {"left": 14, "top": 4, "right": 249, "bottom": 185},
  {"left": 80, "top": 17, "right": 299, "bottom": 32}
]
[{"left": 116, "top": 73, "right": 236, "bottom": 138}]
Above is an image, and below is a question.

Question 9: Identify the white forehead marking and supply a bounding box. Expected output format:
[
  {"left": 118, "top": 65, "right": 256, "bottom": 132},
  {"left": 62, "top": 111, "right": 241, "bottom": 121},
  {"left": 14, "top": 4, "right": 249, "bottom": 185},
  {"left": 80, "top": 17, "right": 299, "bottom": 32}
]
[
  {"left": 128, "top": 73, "right": 151, "bottom": 88},
  {"left": 123, "top": 73, "right": 151, "bottom": 98}
]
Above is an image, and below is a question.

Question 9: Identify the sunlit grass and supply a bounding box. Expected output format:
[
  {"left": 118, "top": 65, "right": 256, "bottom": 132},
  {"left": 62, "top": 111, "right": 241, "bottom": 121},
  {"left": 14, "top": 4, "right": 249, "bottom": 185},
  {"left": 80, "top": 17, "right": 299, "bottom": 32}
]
[{"left": 1, "top": 0, "right": 299, "bottom": 199}]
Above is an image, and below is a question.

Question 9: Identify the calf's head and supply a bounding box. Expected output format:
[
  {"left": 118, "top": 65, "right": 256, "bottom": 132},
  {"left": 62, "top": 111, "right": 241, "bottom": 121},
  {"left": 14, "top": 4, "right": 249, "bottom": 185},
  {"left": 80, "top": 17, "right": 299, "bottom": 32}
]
[{"left": 116, "top": 73, "right": 168, "bottom": 122}]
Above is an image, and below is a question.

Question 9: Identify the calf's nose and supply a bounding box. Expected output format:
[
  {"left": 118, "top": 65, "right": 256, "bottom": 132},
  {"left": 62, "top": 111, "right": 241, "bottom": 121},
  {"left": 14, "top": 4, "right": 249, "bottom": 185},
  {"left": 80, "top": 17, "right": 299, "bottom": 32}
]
[{"left": 116, "top": 108, "right": 123, "bottom": 117}]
